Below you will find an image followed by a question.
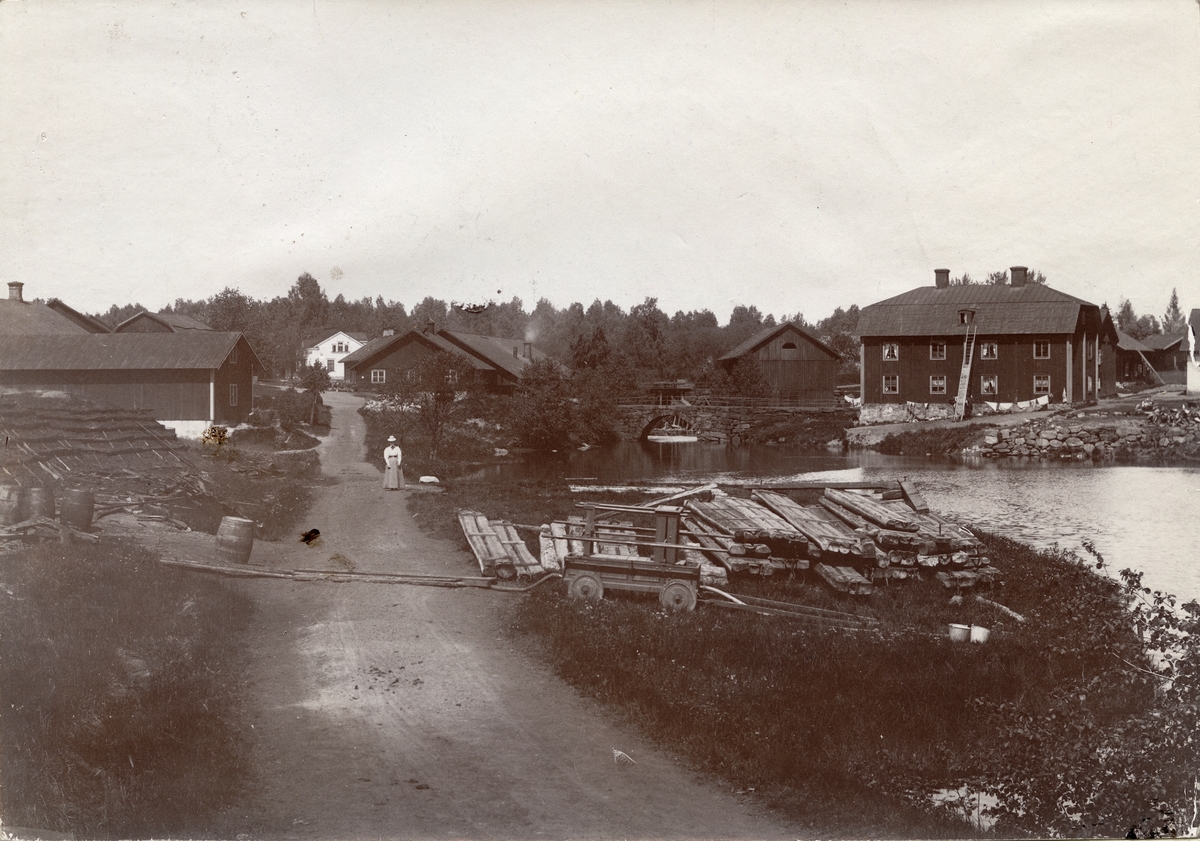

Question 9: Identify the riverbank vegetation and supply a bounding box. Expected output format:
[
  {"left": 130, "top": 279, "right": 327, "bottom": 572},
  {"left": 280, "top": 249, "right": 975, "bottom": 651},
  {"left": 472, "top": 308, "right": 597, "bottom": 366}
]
[
  {"left": 409, "top": 478, "right": 1200, "bottom": 838},
  {"left": 0, "top": 540, "right": 255, "bottom": 838}
]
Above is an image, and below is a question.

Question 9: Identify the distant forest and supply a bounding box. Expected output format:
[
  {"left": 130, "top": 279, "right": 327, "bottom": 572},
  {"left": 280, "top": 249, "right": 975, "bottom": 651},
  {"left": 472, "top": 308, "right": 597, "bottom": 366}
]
[{"left": 89, "top": 273, "right": 863, "bottom": 384}]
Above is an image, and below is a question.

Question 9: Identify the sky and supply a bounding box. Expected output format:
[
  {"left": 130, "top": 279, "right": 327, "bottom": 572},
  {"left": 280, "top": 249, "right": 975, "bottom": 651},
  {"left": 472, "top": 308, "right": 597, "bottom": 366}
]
[{"left": 2, "top": 0, "right": 1198, "bottom": 326}]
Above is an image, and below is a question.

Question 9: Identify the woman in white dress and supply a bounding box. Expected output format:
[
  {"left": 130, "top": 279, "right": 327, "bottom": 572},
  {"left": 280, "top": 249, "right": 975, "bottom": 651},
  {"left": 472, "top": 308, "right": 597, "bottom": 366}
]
[{"left": 383, "top": 435, "right": 404, "bottom": 490}]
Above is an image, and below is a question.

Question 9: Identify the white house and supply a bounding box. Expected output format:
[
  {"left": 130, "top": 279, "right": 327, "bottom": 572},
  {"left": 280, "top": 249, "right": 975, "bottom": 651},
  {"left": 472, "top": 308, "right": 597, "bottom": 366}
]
[{"left": 302, "top": 329, "right": 369, "bottom": 381}]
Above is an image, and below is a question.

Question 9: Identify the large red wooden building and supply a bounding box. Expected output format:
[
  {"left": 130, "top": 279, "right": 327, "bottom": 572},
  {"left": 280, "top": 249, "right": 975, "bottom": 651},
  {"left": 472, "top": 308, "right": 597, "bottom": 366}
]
[{"left": 857, "top": 268, "right": 1118, "bottom": 423}]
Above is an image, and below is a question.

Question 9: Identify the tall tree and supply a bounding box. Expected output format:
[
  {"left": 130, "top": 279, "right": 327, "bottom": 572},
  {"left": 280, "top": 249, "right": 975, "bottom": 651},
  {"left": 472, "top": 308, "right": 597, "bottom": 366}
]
[{"left": 1163, "top": 287, "right": 1186, "bottom": 334}]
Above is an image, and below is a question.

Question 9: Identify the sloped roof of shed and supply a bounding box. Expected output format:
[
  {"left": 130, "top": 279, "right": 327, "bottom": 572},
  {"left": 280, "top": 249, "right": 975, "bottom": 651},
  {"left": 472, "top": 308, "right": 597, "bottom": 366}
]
[
  {"left": 45, "top": 299, "right": 112, "bottom": 333},
  {"left": 439, "top": 330, "right": 549, "bottom": 378},
  {"left": 0, "top": 332, "right": 261, "bottom": 371},
  {"left": 718, "top": 322, "right": 840, "bottom": 362},
  {"left": 114, "top": 311, "right": 213, "bottom": 332},
  {"left": 340, "top": 331, "right": 492, "bottom": 371},
  {"left": 858, "top": 283, "right": 1097, "bottom": 337},
  {"left": 0, "top": 299, "right": 92, "bottom": 335},
  {"left": 1140, "top": 333, "right": 1184, "bottom": 352},
  {"left": 1116, "top": 331, "right": 1152, "bottom": 352}
]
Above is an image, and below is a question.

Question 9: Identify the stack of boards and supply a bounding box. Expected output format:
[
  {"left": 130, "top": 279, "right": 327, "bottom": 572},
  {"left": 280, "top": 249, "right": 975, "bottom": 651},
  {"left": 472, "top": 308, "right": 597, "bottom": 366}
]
[{"left": 460, "top": 480, "right": 996, "bottom": 597}]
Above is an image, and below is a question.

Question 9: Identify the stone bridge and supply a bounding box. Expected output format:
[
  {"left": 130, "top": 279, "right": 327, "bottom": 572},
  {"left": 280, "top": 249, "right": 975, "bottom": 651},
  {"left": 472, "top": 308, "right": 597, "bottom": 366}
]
[{"left": 615, "top": 403, "right": 842, "bottom": 443}]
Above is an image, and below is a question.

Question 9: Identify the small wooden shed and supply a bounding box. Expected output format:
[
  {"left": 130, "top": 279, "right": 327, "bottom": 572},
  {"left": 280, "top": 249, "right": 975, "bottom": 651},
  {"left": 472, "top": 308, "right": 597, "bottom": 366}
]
[{"left": 718, "top": 322, "right": 840, "bottom": 404}]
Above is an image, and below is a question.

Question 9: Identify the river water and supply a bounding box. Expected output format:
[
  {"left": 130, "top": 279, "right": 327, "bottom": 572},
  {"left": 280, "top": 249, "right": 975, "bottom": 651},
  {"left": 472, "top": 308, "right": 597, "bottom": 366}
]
[{"left": 476, "top": 441, "right": 1200, "bottom": 601}]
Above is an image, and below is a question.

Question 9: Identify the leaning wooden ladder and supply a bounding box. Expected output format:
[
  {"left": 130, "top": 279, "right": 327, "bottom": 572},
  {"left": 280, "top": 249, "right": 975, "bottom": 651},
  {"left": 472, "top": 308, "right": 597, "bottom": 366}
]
[{"left": 953, "top": 324, "right": 978, "bottom": 421}]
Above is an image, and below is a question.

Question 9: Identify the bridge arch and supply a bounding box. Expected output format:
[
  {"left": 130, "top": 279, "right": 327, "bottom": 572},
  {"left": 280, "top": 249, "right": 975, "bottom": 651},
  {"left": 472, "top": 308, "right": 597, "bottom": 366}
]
[{"left": 638, "top": 411, "right": 699, "bottom": 440}]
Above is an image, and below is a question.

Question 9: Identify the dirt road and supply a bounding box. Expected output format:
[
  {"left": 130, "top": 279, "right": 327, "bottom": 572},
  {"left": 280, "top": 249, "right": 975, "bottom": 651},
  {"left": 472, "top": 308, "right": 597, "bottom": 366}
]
[{"left": 212, "top": 392, "right": 792, "bottom": 841}]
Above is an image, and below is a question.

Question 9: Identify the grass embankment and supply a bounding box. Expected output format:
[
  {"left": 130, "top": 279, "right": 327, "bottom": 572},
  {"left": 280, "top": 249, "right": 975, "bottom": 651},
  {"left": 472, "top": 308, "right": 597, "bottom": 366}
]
[
  {"left": 875, "top": 425, "right": 981, "bottom": 456},
  {"left": 1, "top": 539, "right": 254, "bottom": 838},
  {"left": 743, "top": 410, "right": 856, "bottom": 449},
  {"left": 408, "top": 478, "right": 1190, "bottom": 838}
]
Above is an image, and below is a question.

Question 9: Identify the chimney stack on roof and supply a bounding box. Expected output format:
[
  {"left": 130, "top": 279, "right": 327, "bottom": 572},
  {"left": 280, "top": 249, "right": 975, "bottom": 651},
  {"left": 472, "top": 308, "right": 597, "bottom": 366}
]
[
  {"left": 382, "top": 328, "right": 395, "bottom": 337},
  {"left": 523, "top": 341, "right": 532, "bottom": 359},
  {"left": 934, "top": 269, "right": 950, "bottom": 289},
  {"left": 1011, "top": 266, "right": 1028, "bottom": 288},
  {"left": 8, "top": 282, "right": 24, "bottom": 302},
  {"left": 424, "top": 319, "right": 435, "bottom": 335}
]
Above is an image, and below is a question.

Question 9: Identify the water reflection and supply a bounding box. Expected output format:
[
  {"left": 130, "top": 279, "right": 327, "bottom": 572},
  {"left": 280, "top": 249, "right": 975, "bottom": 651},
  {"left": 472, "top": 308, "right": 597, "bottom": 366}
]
[{"left": 481, "top": 441, "right": 1200, "bottom": 601}]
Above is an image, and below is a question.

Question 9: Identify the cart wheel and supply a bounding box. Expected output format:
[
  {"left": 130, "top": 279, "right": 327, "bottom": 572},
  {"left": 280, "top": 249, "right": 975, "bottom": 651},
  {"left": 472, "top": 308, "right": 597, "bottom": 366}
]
[
  {"left": 568, "top": 572, "right": 604, "bottom": 602},
  {"left": 659, "top": 581, "right": 696, "bottom": 612}
]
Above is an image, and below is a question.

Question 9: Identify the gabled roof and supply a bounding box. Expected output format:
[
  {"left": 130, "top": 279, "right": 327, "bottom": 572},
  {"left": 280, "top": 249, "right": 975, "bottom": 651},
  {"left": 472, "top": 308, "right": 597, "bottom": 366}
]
[
  {"left": 718, "top": 322, "right": 840, "bottom": 362},
  {"left": 158, "top": 312, "right": 212, "bottom": 331},
  {"left": 1116, "top": 330, "right": 1152, "bottom": 353},
  {"left": 0, "top": 332, "right": 263, "bottom": 371},
  {"left": 45, "top": 299, "right": 112, "bottom": 333},
  {"left": 0, "top": 299, "right": 93, "bottom": 335},
  {"left": 114, "top": 311, "right": 213, "bottom": 333},
  {"left": 302, "top": 328, "right": 370, "bottom": 350},
  {"left": 438, "top": 330, "right": 549, "bottom": 378},
  {"left": 858, "top": 282, "right": 1102, "bottom": 337},
  {"left": 341, "top": 330, "right": 492, "bottom": 371},
  {"left": 1140, "top": 333, "right": 1184, "bottom": 352}
]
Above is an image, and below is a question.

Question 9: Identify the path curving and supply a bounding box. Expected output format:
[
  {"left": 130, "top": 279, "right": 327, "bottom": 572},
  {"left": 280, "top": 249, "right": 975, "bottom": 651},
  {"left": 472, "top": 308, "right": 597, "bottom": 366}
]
[{"left": 213, "top": 391, "right": 792, "bottom": 840}]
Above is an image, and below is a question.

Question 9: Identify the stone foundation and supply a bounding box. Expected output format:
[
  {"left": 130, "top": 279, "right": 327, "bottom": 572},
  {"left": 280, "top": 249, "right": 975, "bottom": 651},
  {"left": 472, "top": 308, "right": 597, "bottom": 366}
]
[
  {"left": 858, "top": 402, "right": 955, "bottom": 425},
  {"left": 968, "top": 412, "right": 1199, "bottom": 460}
]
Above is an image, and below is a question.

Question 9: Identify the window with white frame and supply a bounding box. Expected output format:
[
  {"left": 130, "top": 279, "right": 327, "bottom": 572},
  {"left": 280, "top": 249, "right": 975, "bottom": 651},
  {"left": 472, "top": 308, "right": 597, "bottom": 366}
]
[
  {"left": 1033, "top": 341, "right": 1050, "bottom": 359},
  {"left": 980, "top": 375, "right": 998, "bottom": 395},
  {"left": 333, "top": 341, "right": 348, "bottom": 353},
  {"left": 930, "top": 342, "right": 946, "bottom": 360},
  {"left": 371, "top": 369, "right": 386, "bottom": 384},
  {"left": 1034, "top": 375, "right": 1051, "bottom": 394},
  {"left": 883, "top": 374, "right": 899, "bottom": 394},
  {"left": 930, "top": 375, "right": 947, "bottom": 394},
  {"left": 882, "top": 343, "right": 899, "bottom": 361},
  {"left": 980, "top": 342, "right": 998, "bottom": 360},
  {"left": 326, "top": 359, "right": 335, "bottom": 371},
  {"left": 229, "top": 383, "right": 238, "bottom": 406}
]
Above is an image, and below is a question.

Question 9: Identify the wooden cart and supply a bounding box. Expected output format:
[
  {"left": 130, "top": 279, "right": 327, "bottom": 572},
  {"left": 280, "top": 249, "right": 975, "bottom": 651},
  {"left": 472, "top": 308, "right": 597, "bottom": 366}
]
[{"left": 563, "top": 555, "right": 701, "bottom": 611}]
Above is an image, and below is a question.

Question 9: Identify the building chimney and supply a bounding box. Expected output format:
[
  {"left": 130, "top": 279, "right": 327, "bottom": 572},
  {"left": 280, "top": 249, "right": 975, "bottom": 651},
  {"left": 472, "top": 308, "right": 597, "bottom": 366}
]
[
  {"left": 1011, "top": 266, "right": 1028, "bottom": 287},
  {"left": 523, "top": 341, "right": 532, "bottom": 359},
  {"left": 7, "top": 282, "right": 24, "bottom": 302},
  {"left": 934, "top": 269, "right": 950, "bottom": 289},
  {"left": 382, "top": 328, "right": 394, "bottom": 337},
  {"left": 424, "top": 319, "right": 435, "bottom": 335}
]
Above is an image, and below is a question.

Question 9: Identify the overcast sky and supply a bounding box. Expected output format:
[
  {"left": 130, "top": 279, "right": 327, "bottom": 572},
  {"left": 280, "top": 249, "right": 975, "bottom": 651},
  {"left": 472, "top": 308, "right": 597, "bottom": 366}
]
[{"left": 2, "top": 0, "right": 1197, "bottom": 325}]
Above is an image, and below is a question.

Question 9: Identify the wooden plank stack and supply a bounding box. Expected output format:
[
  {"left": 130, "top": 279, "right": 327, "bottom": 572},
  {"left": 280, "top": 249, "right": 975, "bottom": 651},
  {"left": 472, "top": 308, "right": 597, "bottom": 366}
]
[{"left": 751, "top": 490, "right": 874, "bottom": 563}]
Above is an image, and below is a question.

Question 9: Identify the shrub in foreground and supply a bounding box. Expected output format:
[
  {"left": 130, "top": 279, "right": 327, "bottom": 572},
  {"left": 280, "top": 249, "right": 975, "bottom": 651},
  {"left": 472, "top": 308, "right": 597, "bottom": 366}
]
[
  {"left": 0, "top": 540, "right": 254, "bottom": 838},
  {"left": 510, "top": 534, "right": 1197, "bottom": 838}
]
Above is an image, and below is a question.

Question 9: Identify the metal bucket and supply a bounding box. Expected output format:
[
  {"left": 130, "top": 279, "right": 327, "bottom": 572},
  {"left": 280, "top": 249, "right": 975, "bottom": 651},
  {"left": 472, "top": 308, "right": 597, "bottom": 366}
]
[
  {"left": 60, "top": 489, "right": 94, "bottom": 529},
  {"left": 25, "top": 486, "right": 55, "bottom": 520},
  {"left": 0, "top": 485, "right": 22, "bottom": 526},
  {"left": 216, "top": 516, "right": 255, "bottom": 565},
  {"left": 948, "top": 623, "right": 971, "bottom": 643},
  {"left": 970, "top": 625, "right": 991, "bottom": 644}
]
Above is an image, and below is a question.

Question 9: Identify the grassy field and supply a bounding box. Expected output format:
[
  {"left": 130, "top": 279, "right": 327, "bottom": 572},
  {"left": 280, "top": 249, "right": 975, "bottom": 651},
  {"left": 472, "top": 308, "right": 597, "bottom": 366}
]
[
  {"left": 0, "top": 539, "right": 255, "bottom": 838},
  {"left": 408, "top": 477, "right": 1189, "bottom": 838}
]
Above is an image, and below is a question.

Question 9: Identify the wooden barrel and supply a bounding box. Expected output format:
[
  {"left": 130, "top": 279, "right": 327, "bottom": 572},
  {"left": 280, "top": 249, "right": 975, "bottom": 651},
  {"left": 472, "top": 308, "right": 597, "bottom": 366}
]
[
  {"left": 60, "top": 489, "right": 94, "bottom": 529},
  {"left": 215, "top": 516, "right": 255, "bottom": 565},
  {"left": 26, "top": 486, "right": 55, "bottom": 520},
  {"left": 0, "top": 485, "right": 21, "bottom": 526}
]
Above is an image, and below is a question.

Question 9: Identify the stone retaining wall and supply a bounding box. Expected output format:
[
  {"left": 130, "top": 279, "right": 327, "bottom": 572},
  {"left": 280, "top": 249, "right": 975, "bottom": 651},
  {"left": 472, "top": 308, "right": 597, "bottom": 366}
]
[{"left": 968, "top": 412, "right": 1200, "bottom": 460}]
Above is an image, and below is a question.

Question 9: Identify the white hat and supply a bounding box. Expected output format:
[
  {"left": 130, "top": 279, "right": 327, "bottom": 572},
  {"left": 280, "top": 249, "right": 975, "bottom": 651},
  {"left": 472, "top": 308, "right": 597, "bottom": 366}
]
[{"left": 387, "top": 435, "right": 396, "bottom": 442}]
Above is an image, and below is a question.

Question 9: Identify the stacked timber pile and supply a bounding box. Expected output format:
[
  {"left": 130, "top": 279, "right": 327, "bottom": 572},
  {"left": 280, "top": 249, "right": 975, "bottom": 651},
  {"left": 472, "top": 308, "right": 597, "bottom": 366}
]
[
  {"left": 684, "top": 496, "right": 810, "bottom": 574},
  {"left": 0, "top": 392, "right": 264, "bottom": 536},
  {"left": 0, "top": 392, "right": 190, "bottom": 489}
]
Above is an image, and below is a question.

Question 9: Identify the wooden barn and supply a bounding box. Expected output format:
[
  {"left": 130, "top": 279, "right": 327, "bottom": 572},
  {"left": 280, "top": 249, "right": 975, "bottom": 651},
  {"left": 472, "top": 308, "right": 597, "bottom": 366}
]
[
  {"left": 341, "top": 325, "right": 548, "bottom": 392},
  {"left": 1115, "top": 331, "right": 1159, "bottom": 386},
  {"left": 0, "top": 332, "right": 262, "bottom": 438},
  {"left": 857, "top": 267, "right": 1118, "bottom": 423},
  {"left": 717, "top": 322, "right": 840, "bottom": 404}
]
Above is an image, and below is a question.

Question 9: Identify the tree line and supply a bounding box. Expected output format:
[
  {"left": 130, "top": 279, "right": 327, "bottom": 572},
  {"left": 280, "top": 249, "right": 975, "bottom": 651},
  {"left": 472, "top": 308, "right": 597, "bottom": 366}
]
[
  {"left": 1114, "top": 287, "right": 1188, "bottom": 340},
  {"left": 90, "top": 273, "right": 863, "bottom": 386}
]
